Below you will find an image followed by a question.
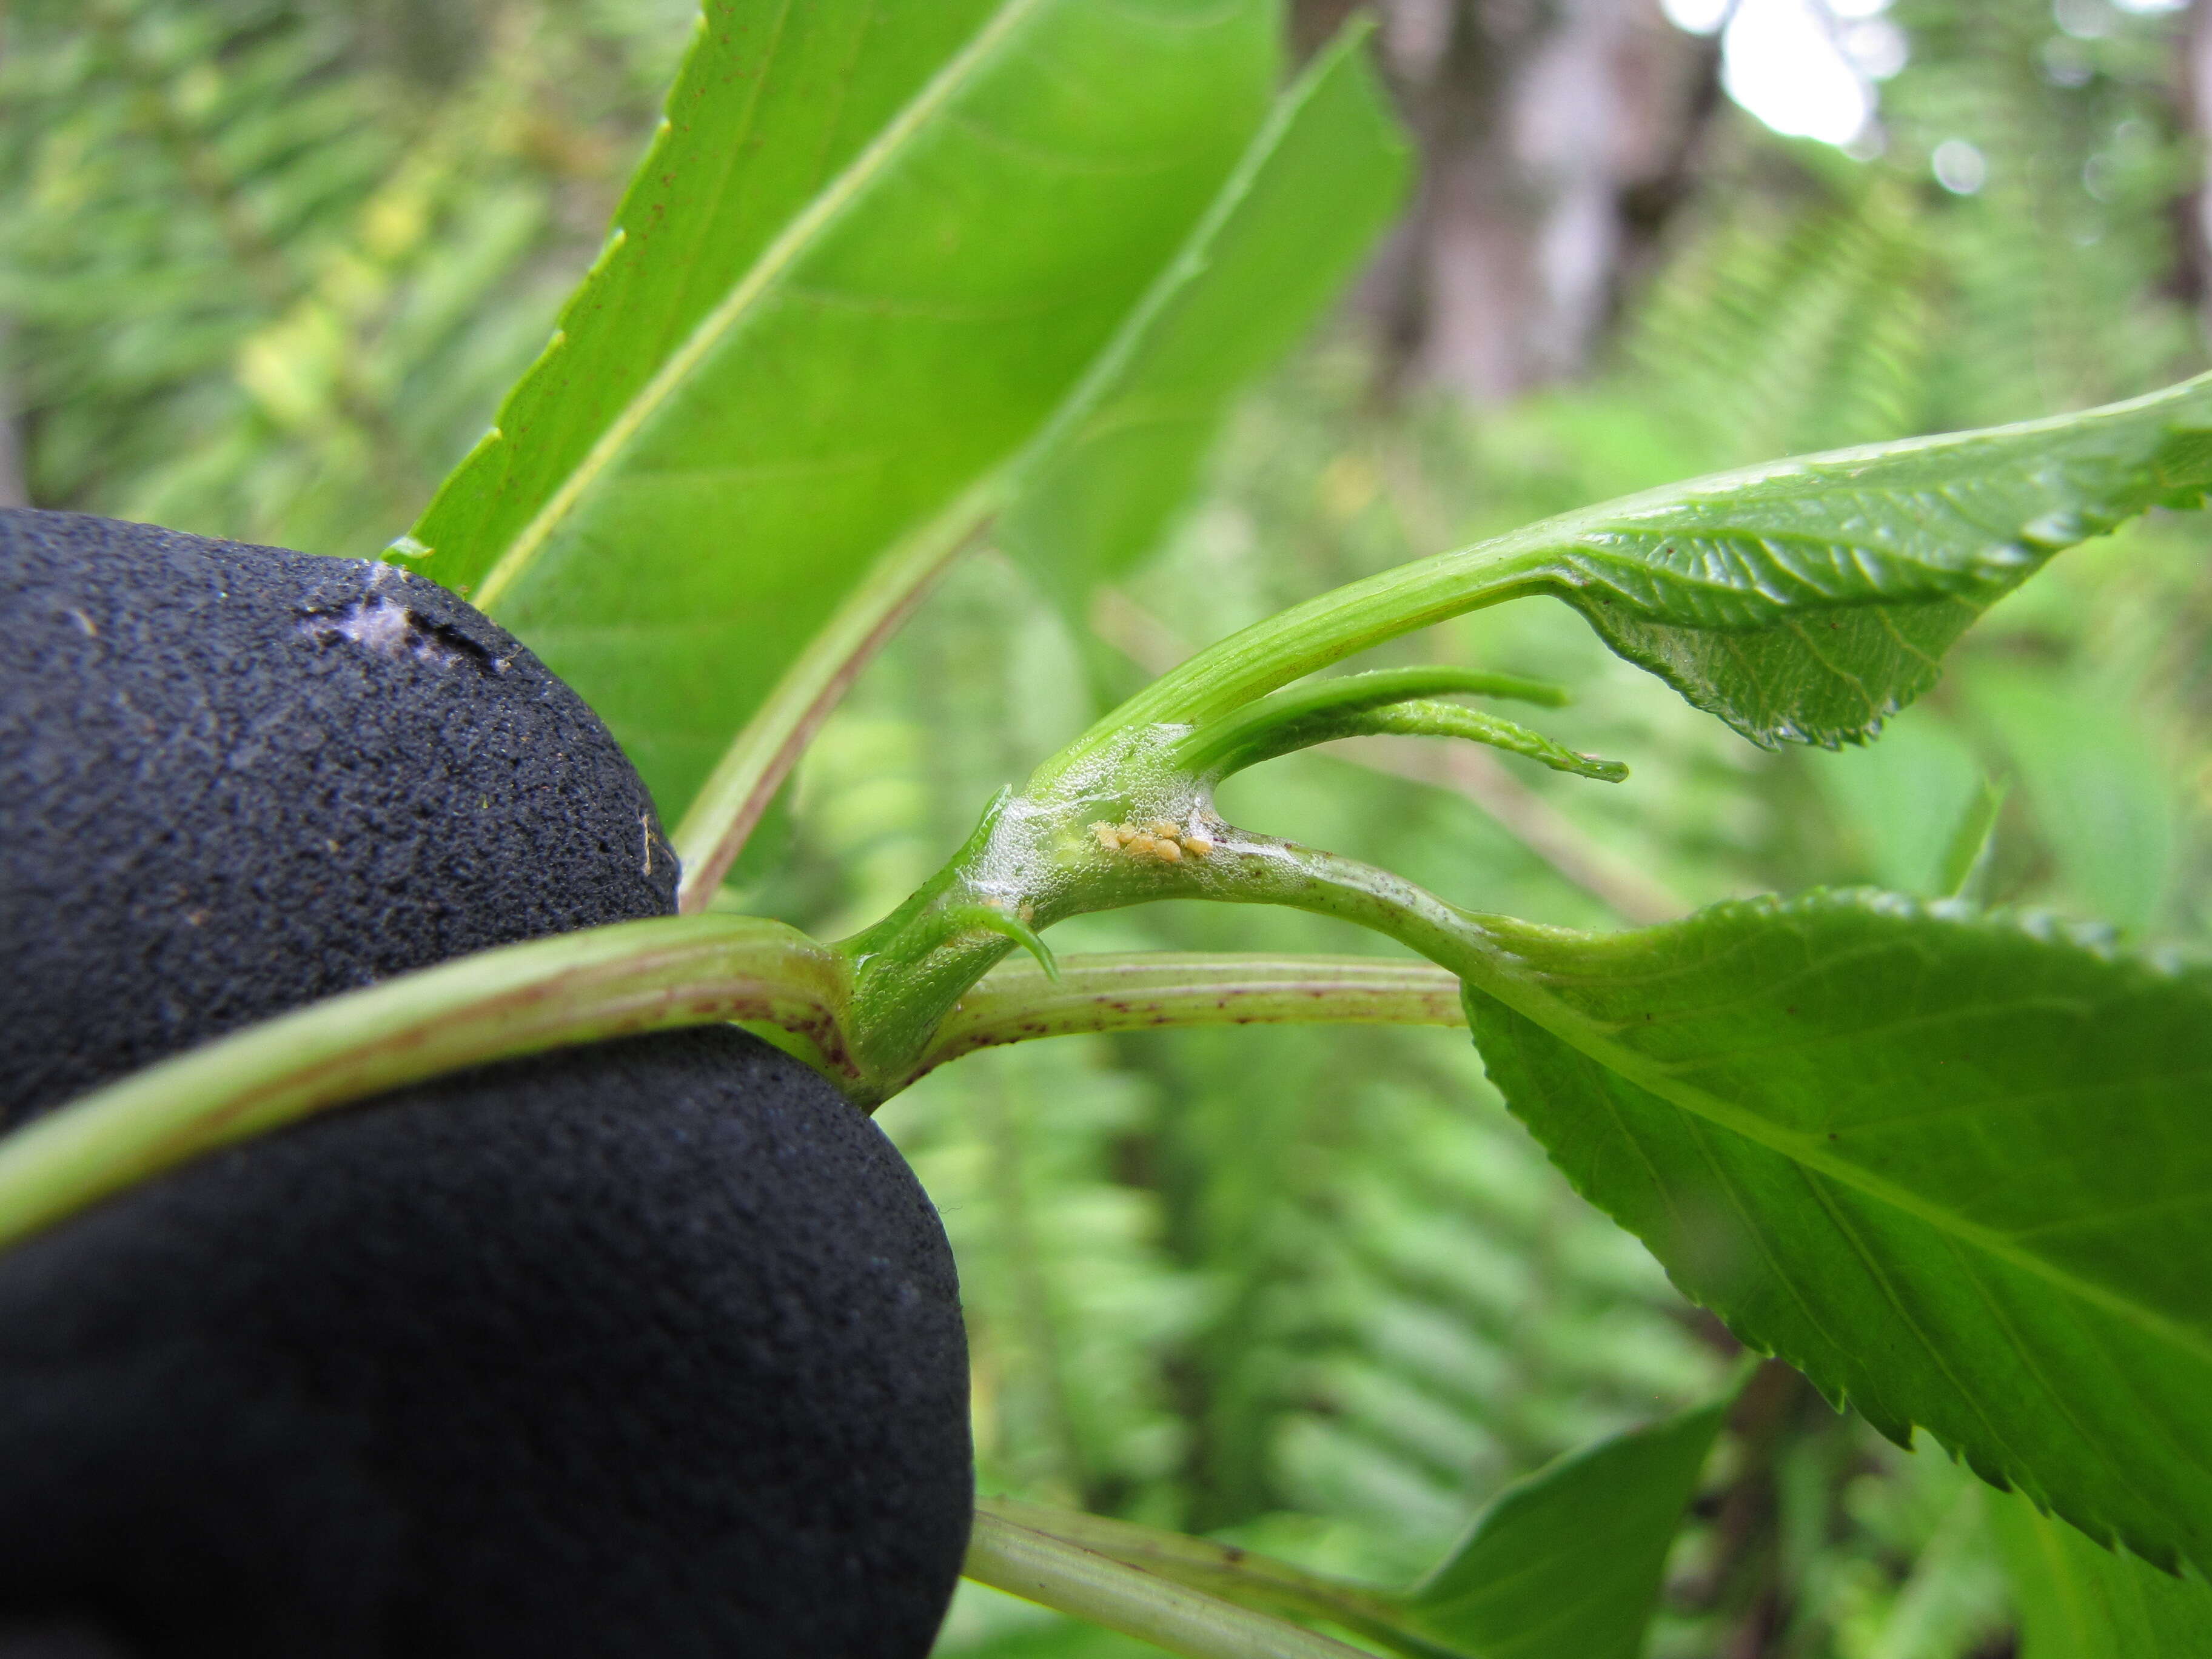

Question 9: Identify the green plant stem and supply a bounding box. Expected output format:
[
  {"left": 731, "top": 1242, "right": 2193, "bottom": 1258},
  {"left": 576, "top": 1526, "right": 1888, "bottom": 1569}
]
[
  {"left": 0, "top": 934, "right": 1472, "bottom": 1246},
  {"left": 1037, "top": 370, "right": 2212, "bottom": 789},
  {"left": 0, "top": 916, "right": 842, "bottom": 1252},
  {"left": 1088, "top": 588, "right": 1684, "bottom": 920},
  {"left": 830, "top": 757, "right": 1515, "bottom": 1090},
  {"left": 964, "top": 1505, "right": 1377, "bottom": 1659},
  {"left": 1196, "top": 836, "right": 1510, "bottom": 987},
  {"left": 825, "top": 766, "right": 1611, "bottom": 1108},
  {"left": 1037, "top": 537, "right": 1551, "bottom": 788},
  {"left": 1166, "top": 826, "right": 1651, "bottom": 1050},
  {"left": 916, "top": 953, "right": 1464, "bottom": 1081},
  {"left": 977, "top": 1498, "right": 1458, "bottom": 1659}
]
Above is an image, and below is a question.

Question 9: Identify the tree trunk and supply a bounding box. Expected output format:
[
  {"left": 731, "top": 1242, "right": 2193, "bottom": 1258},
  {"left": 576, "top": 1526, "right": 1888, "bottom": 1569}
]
[
  {"left": 1307, "top": 0, "right": 1718, "bottom": 402},
  {"left": 2176, "top": 0, "right": 2212, "bottom": 329}
]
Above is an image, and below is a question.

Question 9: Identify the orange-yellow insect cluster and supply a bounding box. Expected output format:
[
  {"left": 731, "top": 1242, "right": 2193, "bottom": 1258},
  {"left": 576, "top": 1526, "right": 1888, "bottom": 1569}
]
[{"left": 1089, "top": 819, "right": 1215, "bottom": 863}]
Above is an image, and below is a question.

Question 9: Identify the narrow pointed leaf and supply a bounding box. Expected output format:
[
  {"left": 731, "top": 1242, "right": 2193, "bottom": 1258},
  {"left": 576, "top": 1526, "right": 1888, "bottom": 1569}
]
[
  {"left": 1458, "top": 892, "right": 2212, "bottom": 1578},
  {"left": 973, "top": 1396, "right": 1724, "bottom": 1659},
  {"left": 1936, "top": 776, "right": 2008, "bottom": 903},
  {"left": 1387, "top": 1399, "right": 1729, "bottom": 1659},
  {"left": 1176, "top": 665, "right": 1569, "bottom": 773},
  {"left": 999, "top": 17, "right": 1409, "bottom": 612},
  {"left": 1968, "top": 669, "right": 2177, "bottom": 934},
  {"left": 1341, "top": 703, "right": 1627, "bottom": 783},
  {"left": 404, "top": 0, "right": 1278, "bottom": 818},
  {"left": 1172, "top": 666, "right": 1605, "bottom": 780},
  {"left": 1198, "top": 699, "right": 1626, "bottom": 781}
]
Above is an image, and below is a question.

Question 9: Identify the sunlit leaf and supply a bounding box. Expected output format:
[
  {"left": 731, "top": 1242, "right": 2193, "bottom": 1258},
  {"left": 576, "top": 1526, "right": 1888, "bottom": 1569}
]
[
  {"left": 668, "top": 18, "right": 1410, "bottom": 900},
  {"left": 1000, "top": 19, "right": 1407, "bottom": 615},
  {"left": 1543, "top": 381, "right": 2212, "bottom": 746},
  {"left": 1072, "top": 375, "right": 2212, "bottom": 757},
  {"left": 404, "top": 0, "right": 1279, "bottom": 818}
]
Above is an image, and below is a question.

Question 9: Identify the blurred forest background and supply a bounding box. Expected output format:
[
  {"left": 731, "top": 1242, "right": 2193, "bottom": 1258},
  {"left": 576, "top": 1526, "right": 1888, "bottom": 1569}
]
[{"left": 5, "top": 0, "right": 2210, "bottom": 1653}]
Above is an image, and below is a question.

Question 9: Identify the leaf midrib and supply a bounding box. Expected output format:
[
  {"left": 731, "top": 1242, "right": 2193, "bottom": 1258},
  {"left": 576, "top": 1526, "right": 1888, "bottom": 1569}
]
[
  {"left": 471, "top": 0, "right": 1050, "bottom": 611},
  {"left": 1481, "top": 961, "right": 2212, "bottom": 1369},
  {"left": 1550, "top": 532, "right": 2030, "bottom": 610}
]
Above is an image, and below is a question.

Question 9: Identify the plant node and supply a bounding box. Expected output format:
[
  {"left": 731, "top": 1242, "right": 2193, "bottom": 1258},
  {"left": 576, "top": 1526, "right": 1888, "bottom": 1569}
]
[{"left": 829, "top": 664, "right": 1613, "bottom": 1094}]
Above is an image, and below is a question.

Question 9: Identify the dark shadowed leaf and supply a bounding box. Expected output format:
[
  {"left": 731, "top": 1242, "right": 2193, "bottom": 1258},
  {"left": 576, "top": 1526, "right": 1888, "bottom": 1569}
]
[
  {"left": 972, "top": 1394, "right": 1727, "bottom": 1659},
  {"left": 1385, "top": 1398, "right": 1728, "bottom": 1659},
  {"left": 1990, "top": 1489, "right": 2212, "bottom": 1658}
]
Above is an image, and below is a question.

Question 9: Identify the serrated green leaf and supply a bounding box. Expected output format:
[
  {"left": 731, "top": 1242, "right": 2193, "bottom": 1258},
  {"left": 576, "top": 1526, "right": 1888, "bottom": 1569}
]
[
  {"left": 403, "top": 0, "right": 1278, "bottom": 819},
  {"left": 1458, "top": 892, "right": 2212, "bottom": 1578},
  {"left": 1582, "top": 596, "right": 1980, "bottom": 750},
  {"left": 1544, "top": 382, "right": 2212, "bottom": 746},
  {"left": 999, "top": 18, "right": 1408, "bottom": 614},
  {"left": 1990, "top": 1489, "right": 2212, "bottom": 1658},
  {"left": 1387, "top": 1398, "right": 1728, "bottom": 1659},
  {"left": 1064, "top": 375, "right": 2212, "bottom": 766}
]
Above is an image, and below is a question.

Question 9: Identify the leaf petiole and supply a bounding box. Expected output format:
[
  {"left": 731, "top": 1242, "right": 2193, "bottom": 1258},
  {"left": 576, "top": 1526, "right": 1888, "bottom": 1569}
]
[
  {"left": 0, "top": 935, "right": 1473, "bottom": 1245},
  {"left": 1037, "top": 370, "right": 2212, "bottom": 788},
  {"left": 916, "top": 952, "right": 1464, "bottom": 1083},
  {"left": 964, "top": 1505, "right": 1376, "bottom": 1659}
]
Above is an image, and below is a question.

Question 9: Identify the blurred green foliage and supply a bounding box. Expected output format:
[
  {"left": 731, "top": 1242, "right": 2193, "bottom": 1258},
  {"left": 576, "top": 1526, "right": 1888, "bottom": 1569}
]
[
  {"left": 0, "top": 0, "right": 691, "bottom": 551},
  {"left": 7, "top": 0, "right": 2208, "bottom": 1654}
]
